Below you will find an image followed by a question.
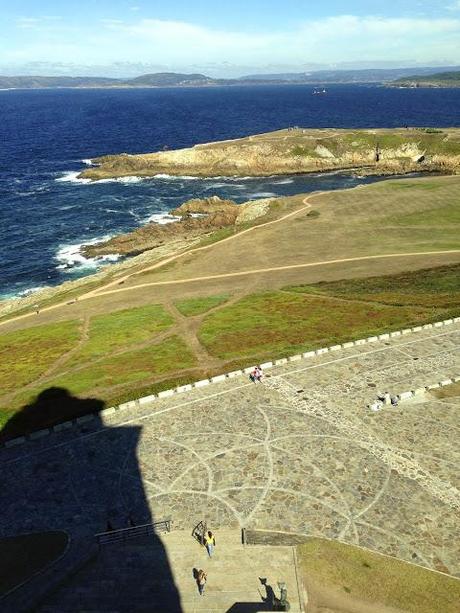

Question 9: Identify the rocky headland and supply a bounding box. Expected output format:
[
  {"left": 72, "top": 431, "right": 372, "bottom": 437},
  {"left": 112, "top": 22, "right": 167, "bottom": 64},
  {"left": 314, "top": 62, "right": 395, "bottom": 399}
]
[
  {"left": 82, "top": 195, "right": 272, "bottom": 258},
  {"left": 79, "top": 128, "right": 460, "bottom": 181}
]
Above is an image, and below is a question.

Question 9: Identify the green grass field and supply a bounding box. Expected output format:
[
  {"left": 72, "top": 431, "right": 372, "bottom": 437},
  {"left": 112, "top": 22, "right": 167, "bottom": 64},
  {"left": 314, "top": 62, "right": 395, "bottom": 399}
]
[
  {"left": 297, "top": 538, "right": 460, "bottom": 613},
  {"left": 198, "top": 289, "right": 446, "bottom": 361},
  {"left": 0, "top": 320, "right": 80, "bottom": 394},
  {"left": 174, "top": 294, "right": 229, "bottom": 316},
  {"left": 1, "top": 264, "right": 460, "bottom": 438}
]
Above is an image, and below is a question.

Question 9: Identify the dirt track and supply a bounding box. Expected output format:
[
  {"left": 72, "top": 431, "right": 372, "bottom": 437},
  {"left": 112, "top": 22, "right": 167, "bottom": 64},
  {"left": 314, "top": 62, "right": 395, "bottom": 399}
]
[{"left": 2, "top": 188, "right": 460, "bottom": 330}]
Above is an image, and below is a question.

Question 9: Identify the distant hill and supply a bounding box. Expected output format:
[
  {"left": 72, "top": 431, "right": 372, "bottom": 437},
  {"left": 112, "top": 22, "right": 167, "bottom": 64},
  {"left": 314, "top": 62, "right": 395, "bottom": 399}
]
[
  {"left": 1, "top": 67, "right": 460, "bottom": 90},
  {"left": 391, "top": 71, "right": 460, "bottom": 88},
  {"left": 241, "top": 66, "right": 460, "bottom": 83}
]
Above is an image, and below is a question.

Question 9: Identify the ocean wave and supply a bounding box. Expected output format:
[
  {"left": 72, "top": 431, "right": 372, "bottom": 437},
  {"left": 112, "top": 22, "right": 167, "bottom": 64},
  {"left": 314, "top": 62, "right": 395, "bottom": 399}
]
[
  {"left": 16, "top": 286, "right": 48, "bottom": 298},
  {"left": 271, "top": 178, "right": 294, "bottom": 185},
  {"left": 145, "top": 212, "right": 180, "bottom": 224},
  {"left": 55, "top": 171, "right": 92, "bottom": 184},
  {"left": 55, "top": 236, "right": 120, "bottom": 272},
  {"left": 248, "top": 192, "right": 278, "bottom": 198},
  {"left": 82, "top": 158, "right": 94, "bottom": 166}
]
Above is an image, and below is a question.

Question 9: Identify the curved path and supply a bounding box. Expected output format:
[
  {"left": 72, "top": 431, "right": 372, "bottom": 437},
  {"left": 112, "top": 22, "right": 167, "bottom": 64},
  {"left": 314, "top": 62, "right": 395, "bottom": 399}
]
[{"left": 2, "top": 190, "right": 460, "bottom": 328}]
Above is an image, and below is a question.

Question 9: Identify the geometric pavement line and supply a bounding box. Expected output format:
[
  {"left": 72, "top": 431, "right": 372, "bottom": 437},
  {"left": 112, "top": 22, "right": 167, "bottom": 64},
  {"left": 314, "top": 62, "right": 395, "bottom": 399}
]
[{"left": 2, "top": 327, "right": 459, "bottom": 468}]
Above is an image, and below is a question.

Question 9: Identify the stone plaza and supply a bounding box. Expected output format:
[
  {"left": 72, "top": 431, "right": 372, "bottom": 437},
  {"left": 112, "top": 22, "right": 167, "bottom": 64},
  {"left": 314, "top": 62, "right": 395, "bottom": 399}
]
[{"left": 1, "top": 323, "right": 459, "bottom": 610}]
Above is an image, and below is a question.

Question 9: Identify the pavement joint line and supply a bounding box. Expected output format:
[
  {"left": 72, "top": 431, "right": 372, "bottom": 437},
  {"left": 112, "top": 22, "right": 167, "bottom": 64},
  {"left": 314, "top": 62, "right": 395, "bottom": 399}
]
[{"left": 2, "top": 326, "right": 459, "bottom": 465}]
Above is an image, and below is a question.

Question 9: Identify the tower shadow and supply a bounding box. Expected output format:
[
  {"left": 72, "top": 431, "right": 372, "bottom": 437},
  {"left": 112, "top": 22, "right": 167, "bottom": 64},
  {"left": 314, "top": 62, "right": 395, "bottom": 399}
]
[{"left": 0, "top": 388, "right": 182, "bottom": 612}]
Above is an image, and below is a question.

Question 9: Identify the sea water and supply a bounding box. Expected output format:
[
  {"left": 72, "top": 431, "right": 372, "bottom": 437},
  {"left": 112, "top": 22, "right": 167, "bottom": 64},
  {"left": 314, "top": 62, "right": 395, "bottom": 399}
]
[{"left": 1, "top": 84, "right": 460, "bottom": 299}]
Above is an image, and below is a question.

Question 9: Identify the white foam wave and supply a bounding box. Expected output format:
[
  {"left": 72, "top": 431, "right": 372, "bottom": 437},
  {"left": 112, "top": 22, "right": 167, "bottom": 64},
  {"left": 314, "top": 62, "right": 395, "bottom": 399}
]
[
  {"left": 145, "top": 213, "right": 180, "bottom": 225},
  {"left": 55, "top": 171, "right": 92, "bottom": 184},
  {"left": 249, "top": 192, "right": 278, "bottom": 198},
  {"left": 55, "top": 236, "right": 120, "bottom": 272},
  {"left": 271, "top": 178, "right": 294, "bottom": 185},
  {"left": 16, "top": 286, "right": 48, "bottom": 298},
  {"left": 82, "top": 158, "right": 94, "bottom": 166}
]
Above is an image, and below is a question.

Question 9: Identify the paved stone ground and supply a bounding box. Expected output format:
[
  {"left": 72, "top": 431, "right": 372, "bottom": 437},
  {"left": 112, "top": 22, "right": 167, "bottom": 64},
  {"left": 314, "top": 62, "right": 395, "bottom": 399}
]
[
  {"left": 39, "top": 529, "right": 303, "bottom": 612},
  {"left": 1, "top": 325, "right": 459, "bottom": 609}
]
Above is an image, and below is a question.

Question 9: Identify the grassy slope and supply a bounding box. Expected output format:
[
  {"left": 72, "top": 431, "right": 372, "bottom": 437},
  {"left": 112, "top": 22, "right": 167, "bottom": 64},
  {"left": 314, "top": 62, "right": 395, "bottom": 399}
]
[
  {"left": 1, "top": 176, "right": 460, "bottom": 436},
  {"left": 297, "top": 538, "right": 460, "bottom": 613},
  {"left": 174, "top": 294, "right": 229, "bottom": 316},
  {"left": 0, "top": 320, "right": 79, "bottom": 395},
  {"left": 1, "top": 264, "right": 460, "bottom": 436}
]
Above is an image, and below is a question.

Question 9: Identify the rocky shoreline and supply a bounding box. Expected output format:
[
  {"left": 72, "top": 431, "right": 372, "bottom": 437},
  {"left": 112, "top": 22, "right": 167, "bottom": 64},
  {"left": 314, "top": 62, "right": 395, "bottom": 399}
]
[
  {"left": 78, "top": 127, "right": 460, "bottom": 181},
  {"left": 82, "top": 195, "right": 272, "bottom": 258}
]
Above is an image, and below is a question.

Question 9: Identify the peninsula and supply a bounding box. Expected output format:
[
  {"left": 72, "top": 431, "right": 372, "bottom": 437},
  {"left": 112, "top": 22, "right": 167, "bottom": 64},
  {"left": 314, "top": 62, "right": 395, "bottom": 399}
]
[
  {"left": 392, "top": 70, "right": 460, "bottom": 88},
  {"left": 79, "top": 127, "right": 460, "bottom": 181}
]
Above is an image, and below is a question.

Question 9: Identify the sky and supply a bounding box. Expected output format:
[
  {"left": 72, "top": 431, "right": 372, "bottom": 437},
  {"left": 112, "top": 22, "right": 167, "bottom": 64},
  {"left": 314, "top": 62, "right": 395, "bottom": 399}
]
[{"left": 1, "top": 0, "right": 460, "bottom": 77}]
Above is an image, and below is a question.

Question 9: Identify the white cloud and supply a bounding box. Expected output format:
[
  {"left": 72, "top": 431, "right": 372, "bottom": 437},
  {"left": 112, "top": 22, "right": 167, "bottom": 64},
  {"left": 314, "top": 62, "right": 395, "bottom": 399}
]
[{"left": 6, "top": 14, "right": 460, "bottom": 74}]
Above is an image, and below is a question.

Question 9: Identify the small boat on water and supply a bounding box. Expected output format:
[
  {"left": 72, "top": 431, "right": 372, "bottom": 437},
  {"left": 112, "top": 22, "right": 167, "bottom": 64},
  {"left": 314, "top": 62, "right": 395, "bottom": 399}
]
[{"left": 312, "top": 88, "right": 327, "bottom": 95}]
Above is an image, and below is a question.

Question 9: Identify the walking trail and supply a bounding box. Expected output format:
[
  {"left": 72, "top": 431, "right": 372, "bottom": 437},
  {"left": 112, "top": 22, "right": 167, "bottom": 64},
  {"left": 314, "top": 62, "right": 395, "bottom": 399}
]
[{"left": 2, "top": 190, "right": 460, "bottom": 329}]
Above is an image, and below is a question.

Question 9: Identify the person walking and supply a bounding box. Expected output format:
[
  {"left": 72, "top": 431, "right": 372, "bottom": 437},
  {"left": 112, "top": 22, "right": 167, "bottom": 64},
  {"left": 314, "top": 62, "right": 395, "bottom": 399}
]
[
  {"left": 197, "top": 569, "right": 207, "bottom": 595},
  {"left": 204, "top": 530, "right": 216, "bottom": 557}
]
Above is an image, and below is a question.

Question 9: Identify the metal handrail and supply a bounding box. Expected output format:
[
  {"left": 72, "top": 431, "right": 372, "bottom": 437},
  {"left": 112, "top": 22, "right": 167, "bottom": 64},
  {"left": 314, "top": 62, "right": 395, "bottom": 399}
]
[{"left": 95, "top": 518, "right": 172, "bottom": 546}]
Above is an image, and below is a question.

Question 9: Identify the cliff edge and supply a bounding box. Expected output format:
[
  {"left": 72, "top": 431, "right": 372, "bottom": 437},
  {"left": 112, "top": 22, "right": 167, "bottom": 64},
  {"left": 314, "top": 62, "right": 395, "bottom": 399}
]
[{"left": 79, "top": 128, "right": 460, "bottom": 180}]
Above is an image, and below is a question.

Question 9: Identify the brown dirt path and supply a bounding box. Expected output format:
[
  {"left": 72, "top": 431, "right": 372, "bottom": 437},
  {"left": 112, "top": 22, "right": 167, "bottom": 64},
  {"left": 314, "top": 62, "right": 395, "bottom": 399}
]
[{"left": 2, "top": 189, "right": 460, "bottom": 329}]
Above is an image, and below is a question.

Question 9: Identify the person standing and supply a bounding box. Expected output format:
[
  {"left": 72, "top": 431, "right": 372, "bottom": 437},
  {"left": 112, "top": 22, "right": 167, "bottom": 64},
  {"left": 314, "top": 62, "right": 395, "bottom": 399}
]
[
  {"left": 204, "top": 530, "right": 216, "bottom": 557},
  {"left": 197, "top": 569, "right": 207, "bottom": 595}
]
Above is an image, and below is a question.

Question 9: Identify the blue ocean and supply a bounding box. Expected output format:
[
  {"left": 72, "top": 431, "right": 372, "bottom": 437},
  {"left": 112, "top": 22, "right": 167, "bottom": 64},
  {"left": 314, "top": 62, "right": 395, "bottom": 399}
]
[{"left": 1, "top": 84, "right": 460, "bottom": 299}]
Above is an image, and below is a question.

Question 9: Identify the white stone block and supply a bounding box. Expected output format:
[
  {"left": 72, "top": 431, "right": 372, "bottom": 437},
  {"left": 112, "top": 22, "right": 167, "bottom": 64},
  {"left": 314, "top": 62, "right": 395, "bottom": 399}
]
[
  {"left": 30, "top": 429, "right": 49, "bottom": 440},
  {"left": 275, "top": 358, "right": 288, "bottom": 365},
  {"left": 398, "top": 391, "right": 414, "bottom": 401},
  {"left": 53, "top": 421, "right": 73, "bottom": 432},
  {"left": 343, "top": 341, "right": 354, "bottom": 348},
  {"left": 5, "top": 436, "right": 26, "bottom": 447},
  {"left": 355, "top": 339, "right": 366, "bottom": 345},
  {"left": 76, "top": 414, "right": 94, "bottom": 424},
  {"left": 227, "top": 370, "right": 243, "bottom": 378},
  {"left": 211, "top": 375, "right": 226, "bottom": 383},
  {"left": 118, "top": 401, "right": 136, "bottom": 410},
  {"left": 259, "top": 362, "right": 273, "bottom": 370},
  {"left": 302, "top": 351, "right": 315, "bottom": 358},
  {"left": 138, "top": 395, "right": 156, "bottom": 406},
  {"left": 443, "top": 319, "right": 453, "bottom": 326},
  {"left": 427, "top": 383, "right": 440, "bottom": 390},
  {"left": 390, "top": 331, "right": 401, "bottom": 337},
  {"left": 176, "top": 384, "right": 192, "bottom": 393},
  {"left": 453, "top": 317, "right": 460, "bottom": 323},
  {"left": 434, "top": 322, "right": 443, "bottom": 328},
  {"left": 243, "top": 366, "right": 256, "bottom": 374},
  {"left": 194, "top": 379, "right": 210, "bottom": 388},
  {"left": 440, "top": 379, "right": 453, "bottom": 387},
  {"left": 413, "top": 387, "right": 426, "bottom": 397},
  {"left": 288, "top": 354, "right": 302, "bottom": 362},
  {"left": 367, "top": 336, "right": 378, "bottom": 343},
  {"left": 330, "top": 345, "right": 342, "bottom": 351},
  {"left": 453, "top": 376, "right": 460, "bottom": 383},
  {"left": 101, "top": 407, "right": 117, "bottom": 416},
  {"left": 378, "top": 334, "right": 390, "bottom": 341},
  {"left": 158, "top": 389, "right": 175, "bottom": 398},
  {"left": 412, "top": 326, "right": 422, "bottom": 332},
  {"left": 422, "top": 324, "right": 433, "bottom": 330},
  {"left": 401, "top": 329, "right": 411, "bottom": 335},
  {"left": 316, "top": 348, "right": 328, "bottom": 355}
]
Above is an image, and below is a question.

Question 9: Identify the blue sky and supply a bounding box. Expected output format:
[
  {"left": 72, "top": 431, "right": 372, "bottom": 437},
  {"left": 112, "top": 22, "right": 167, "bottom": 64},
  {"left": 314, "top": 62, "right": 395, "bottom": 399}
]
[{"left": 1, "top": 1, "right": 460, "bottom": 76}]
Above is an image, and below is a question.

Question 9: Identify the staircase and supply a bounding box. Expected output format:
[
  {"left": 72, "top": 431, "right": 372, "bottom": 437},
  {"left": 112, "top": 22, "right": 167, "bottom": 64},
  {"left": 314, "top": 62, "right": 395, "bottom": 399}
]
[{"left": 38, "top": 529, "right": 303, "bottom": 612}]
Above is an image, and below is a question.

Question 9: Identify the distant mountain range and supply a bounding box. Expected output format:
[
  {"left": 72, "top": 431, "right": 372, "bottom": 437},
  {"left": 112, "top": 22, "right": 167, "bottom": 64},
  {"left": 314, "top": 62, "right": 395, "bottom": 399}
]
[
  {"left": 391, "top": 70, "right": 460, "bottom": 88},
  {"left": 1, "top": 67, "right": 460, "bottom": 89}
]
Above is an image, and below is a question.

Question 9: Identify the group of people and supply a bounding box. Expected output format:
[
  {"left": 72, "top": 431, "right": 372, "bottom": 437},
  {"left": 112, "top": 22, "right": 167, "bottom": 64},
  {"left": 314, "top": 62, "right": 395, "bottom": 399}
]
[
  {"left": 249, "top": 365, "right": 263, "bottom": 383},
  {"left": 195, "top": 530, "right": 216, "bottom": 596}
]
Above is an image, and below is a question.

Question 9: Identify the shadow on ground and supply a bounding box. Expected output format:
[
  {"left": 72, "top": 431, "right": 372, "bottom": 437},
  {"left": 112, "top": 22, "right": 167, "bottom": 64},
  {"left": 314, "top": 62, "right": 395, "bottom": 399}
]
[
  {"left": 0, "top": 387, "right": 104, "bottom": 442},
  {"left": 0, "top": 388, "right": 182, "bottom": 612}
]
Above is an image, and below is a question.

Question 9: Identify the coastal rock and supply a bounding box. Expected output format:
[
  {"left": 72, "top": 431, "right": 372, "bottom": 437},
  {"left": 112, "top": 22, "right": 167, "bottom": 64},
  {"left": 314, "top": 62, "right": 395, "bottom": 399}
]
[
  {"left": 81, "top": 196, "right": 271, "bottom": 258},
  {"left": 78, "top": 128, "right": 460, "bottom": 181}
]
